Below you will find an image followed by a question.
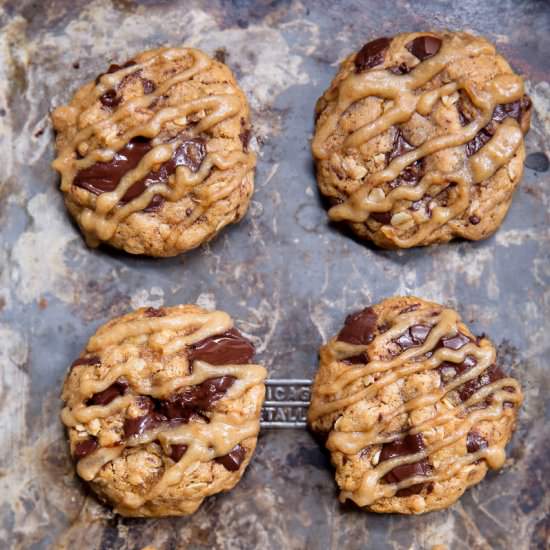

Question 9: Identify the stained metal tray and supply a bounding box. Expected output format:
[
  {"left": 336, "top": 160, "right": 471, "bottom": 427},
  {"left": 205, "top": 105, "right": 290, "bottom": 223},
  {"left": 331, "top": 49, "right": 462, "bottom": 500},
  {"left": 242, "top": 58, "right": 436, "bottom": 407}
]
[{"left": 1, "top": 1, "right": 549, "bottom": 549}]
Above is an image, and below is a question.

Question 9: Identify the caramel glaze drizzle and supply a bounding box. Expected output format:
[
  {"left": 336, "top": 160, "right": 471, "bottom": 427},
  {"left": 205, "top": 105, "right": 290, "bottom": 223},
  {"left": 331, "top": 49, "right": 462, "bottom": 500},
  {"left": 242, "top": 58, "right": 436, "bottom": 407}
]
[
  {"left": 52, "top": 47, "right": 254, "bottom": 246},
  {"left": 312, "top": 32, "right": 528, "bottom": 247},
  {"left": 61, "top": 309, "right": 267, "bottom": 511},
  {"left": 307, "top": 304, "right": 522, "bottom": 508}
]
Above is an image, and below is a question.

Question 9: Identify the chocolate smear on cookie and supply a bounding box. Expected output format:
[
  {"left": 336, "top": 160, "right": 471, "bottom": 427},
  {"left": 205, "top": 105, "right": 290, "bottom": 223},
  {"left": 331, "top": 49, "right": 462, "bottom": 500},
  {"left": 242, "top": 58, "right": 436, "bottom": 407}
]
[{"left": 74, "top": 137, "right": 206, "bottom": 212}]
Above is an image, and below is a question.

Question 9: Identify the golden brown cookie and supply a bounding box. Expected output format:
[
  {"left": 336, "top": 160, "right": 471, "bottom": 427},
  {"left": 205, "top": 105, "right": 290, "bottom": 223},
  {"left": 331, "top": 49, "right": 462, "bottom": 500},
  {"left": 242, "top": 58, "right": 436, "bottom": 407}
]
[
  {"left": 52, "top": 47, "right": 255, "bottom": 256},
  {"left": 61, "top": 305, "right": 267, "bottom": 517},
  {"left": 308, "top": 296, "right": 522, "bottom": 514},
  {"left": 312, "top": 31, "right": 531, "bottom": 248}
]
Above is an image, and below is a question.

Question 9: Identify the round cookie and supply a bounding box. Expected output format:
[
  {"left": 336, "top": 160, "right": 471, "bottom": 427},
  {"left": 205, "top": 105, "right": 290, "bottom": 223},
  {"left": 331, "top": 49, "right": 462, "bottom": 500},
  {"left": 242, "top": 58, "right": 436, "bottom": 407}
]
[
  {"left": 308, "top": 296, "right": 522, "bottom": 514},
  {"left": 312, "top": 31, "right": 531, "bottom": 248},
  {"left": 52, "top": 47, "right": 255, "bottom": 256},
  {"left": 61, "top": 305, "right": 267, "bottom": 517}
]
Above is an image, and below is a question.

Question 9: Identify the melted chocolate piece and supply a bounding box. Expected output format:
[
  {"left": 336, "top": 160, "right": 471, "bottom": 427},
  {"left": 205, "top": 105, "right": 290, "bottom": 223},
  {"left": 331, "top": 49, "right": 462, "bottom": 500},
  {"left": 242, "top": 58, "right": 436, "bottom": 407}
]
[
  {"left": 387, "top": 129, "right": 425, "bottom": 189},
  {"left": 239, "top": 128, "right": 251, "bottom": 152},
  {"left": 70, "top": 355, "right": 101, "bottom": 369},
  {"left": 95, "top": 60, "right": 137, "bottom": 84},
  {"left": 405, "top": 36, "right": 442, "bottom": 61},
  {"left": 141, "top": 79, "right": 156, "bottom": 94},
  {"left": 124, "top": 408, "right": 166, "bottom": 438},
  {"left": 394, "top": 324, "right": 431, "bottom": 350},
  {"left": 458, "top": 364, "right": 506, "bottom": 403},
  {"left": 370, "top": 211, "right": 392, "bottom": 224},
  {"left": 74, "top": 137, "right": 152, "bottom": 196},
  {"left": 74, "top": 438, "right": 98, "bottom": 460},
  {"left": 399, "top": 304, "right": 420, "bottom": 314},
  {"left": 463, "top": 95, "right": 531, "bottom": 157},
  {"left": 355, "top": 37, "right": 392, "bottom": 72},
  {"left": 74, "top": 137, "right": 206, "bottom": 211},
  {"left": 215, "top": 444, "right": 246, "bottom": 471},
  {"left": 439, "top": 332, "right": 470, "bottom": 351},
  {"left": 337, "top": 307, "right": 378, "bottom": 345},
  {"left": 123, "top": 375, "right": 238, "bottom": 439},
  {"left": 99, "top": 89, "right": 121, "bottom": 109},
  {"left": 169, "top": 444, "right": 188, "bottom": 462},
  {"left": 343, "top": 352, "right": 369, "bottom": 365},
  {"left": 86, "top": 380, "right": 128, "bottom": 406},
  {"left": 437, "top": 355, "right": 477, "bottom": 384},
  {"left": 380, "top": 433, "right": 431, "bottom": 496},
  {"left": 466, "top": 431, "right": 488, "bottom": 453},
  {"left": 388, "top": 63, "right": 411, "bottom": 75},
  {"left": 144, "top": 307, "right": 165, "bottom": 317},
  {"left": 188, "top": 328, "right": 255, "bottom": 366},
  {"left": 469, "top": 215, "right": 480, "bottom": 225},
  {"left": 157, "top": 376, "right": 236, "bottom": 421}
]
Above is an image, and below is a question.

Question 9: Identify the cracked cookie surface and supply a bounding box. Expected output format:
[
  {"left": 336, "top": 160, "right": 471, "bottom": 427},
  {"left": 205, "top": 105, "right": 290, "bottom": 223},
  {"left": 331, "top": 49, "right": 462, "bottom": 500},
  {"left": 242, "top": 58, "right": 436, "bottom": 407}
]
[
  {"left": 61, "top": 305, "right": 266, "bottom": 517},
  {"left": 52, "top": 47, "right": 255, "bottom": 257},
  {"left": 308, "top": 296, "right": 522, "bottom": 514},
  {"left": 312, "top": 31, "right": 531, "bottom": 248}
]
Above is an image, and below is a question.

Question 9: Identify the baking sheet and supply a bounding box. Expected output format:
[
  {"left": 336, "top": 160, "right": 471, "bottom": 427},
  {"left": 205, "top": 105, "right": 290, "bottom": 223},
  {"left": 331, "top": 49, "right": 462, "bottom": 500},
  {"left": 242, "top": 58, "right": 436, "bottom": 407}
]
[{"left": 0, "top": 0, "right": 549, "bottom": 548}]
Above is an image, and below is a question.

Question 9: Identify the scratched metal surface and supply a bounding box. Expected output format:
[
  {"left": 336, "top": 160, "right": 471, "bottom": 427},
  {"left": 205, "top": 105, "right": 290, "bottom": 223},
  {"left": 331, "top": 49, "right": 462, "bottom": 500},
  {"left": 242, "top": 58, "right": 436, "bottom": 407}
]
[{"left": 0, "top": 0, "right": 549, "bottom": 548}]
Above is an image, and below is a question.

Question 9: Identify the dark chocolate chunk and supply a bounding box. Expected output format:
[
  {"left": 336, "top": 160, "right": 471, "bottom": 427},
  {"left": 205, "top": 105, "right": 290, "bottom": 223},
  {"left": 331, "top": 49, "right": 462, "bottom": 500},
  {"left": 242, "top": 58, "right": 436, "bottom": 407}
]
[
  {"left": 74, "top": 137, "right": 206, "bottom": 211},
  {"left": 239, "top": 128, "right": 251, "bottom": 153},
  {"left": 74, "top": 136, "right": 153, "bottom": 196},
  {"left": 144, "top": 307, "right": 165, "bottom": 317},
  {"left": 124, "top": 410, "right": 165, "bottom": 438},
  {"left": 405, "top": 36, "right": 442, "bottom": 61},
  {"left": 355, "top": 37, "right": 392, "bottom": 72},
  {"left": 337, "top": 307, "right": 378, "bottom": 345},
  {"left": 157, "top": 376, "right": 236, "bottom": 421},
  {"left": 394, "top": 324, "right": 431, "bottom": 350},
  {"left": 464, "top": 95, "right": 531, "bottom": 157},
  {"left": 386, "top": 129, "right": 424, "bottom": 189},
  {"left": 343, "top": 352, "right": 369, "bottom": 365},
  {"left": 388, "top": 63, "right": 411, "bottom": 75},
  {"left": 74, "top": 438, "right": 98, "bottom": 460},
  {"left": 466, "top": 431, "right": 488, "bottom": 453},
  {"left": 399, "top": 304, "right": 420, "bottom": 314},
  {"left": 370, "top": 211, "right": 392, "bottom": 224},
  {"left": 439, "top": 332, "right": 470, "bottom": 350},
  {"left": 458, "top": 364, "right": 505, "bottom": 403},
  {"left": 141, "top": 79, "right": 156, "bottom": 94},
  {"left": 380, "top": 433, "right": 431, "bottom": 496},
  {"left": 70, "top": 355, "right": 101, "bottom": 369},
  {"left": 188, "top": 328, "right": 255, "bottom": 366},
  {"left": 169, "top": 444, "right": 188, "bottom": 462},
  {"left": 95, "top": 60, "right": 137, "bottom": 84},
  {"left": 215, "top": 444, "right": 246, "bottom": 471},
  {"left": 99, "top": 89, "right": 121, "bottom": 109},
  {"left": 437, "top": 355, "right": 477, "bottom": 383},
  {"left": 86, "top": 380, "right": 128, "bottom": 406},
  {"left": 525, "top": 152, "right": 549, "bottom": 172},
  {"left": 469, "top": 215, "right": 480, "bottom": 225}
]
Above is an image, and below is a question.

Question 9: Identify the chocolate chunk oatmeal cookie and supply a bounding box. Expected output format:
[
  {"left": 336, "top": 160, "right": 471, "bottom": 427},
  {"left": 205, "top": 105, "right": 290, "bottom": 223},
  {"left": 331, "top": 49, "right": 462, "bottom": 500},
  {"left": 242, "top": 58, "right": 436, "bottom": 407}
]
[
  {"left": 308, "top": 296, "right": 522, "bottom": 514},
  {"left": 312, "top": 31, "right": 531, "bottom": 248},
  {"left": 52, "top": 47, "right": 255, "bottom": 256},
  {"left": 61, "top": 305, "right": 266, "bottom": 517}
]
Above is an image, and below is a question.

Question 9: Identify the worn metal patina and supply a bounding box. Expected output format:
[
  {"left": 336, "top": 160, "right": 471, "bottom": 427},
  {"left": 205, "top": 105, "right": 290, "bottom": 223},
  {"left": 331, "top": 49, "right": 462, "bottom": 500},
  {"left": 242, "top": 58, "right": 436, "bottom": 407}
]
[{"left": 0, "top": 0, "right": 548, "bottom": 548}]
